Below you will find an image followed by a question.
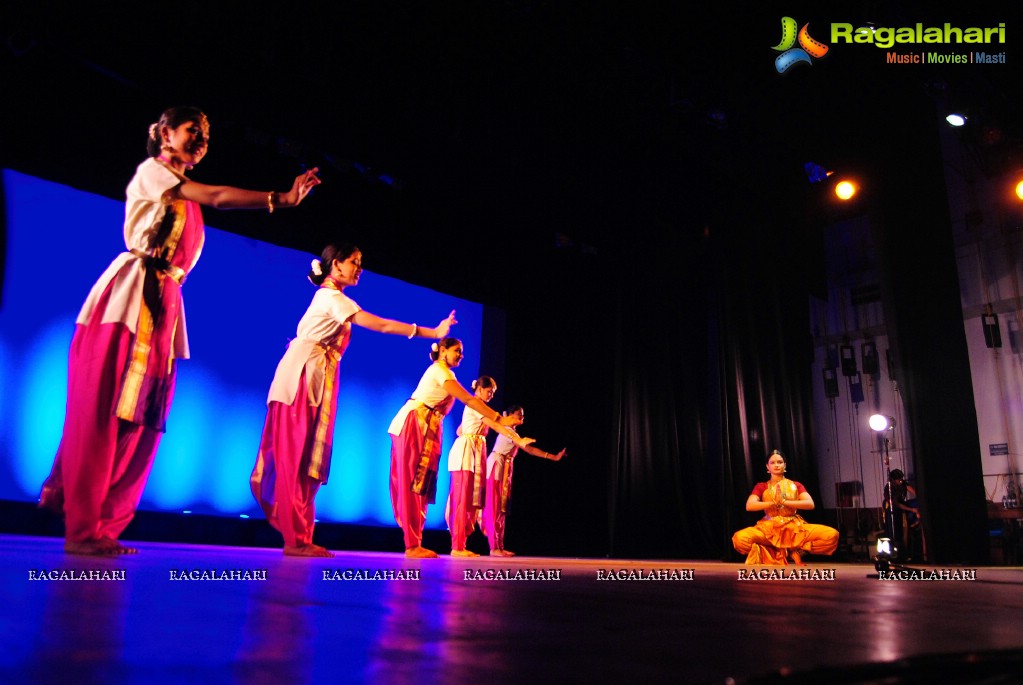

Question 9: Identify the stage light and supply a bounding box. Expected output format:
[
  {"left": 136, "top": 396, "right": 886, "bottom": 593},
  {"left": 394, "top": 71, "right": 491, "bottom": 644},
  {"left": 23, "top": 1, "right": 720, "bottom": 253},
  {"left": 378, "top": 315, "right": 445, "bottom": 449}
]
[
  {"left": 871, "top": 412, "right": 902, "bottom": 571},
  {"left": 875, "top": 536, "right": 899, "bottom": 568},
  {"left": 876, "top": 537, "right": 897, "bottom": 557},
  {"left": 945, "top": 113, "right": 967, "bottom": 127},
  {"left": 835, "top": 180, "right": 857, "bottom": 200},
  {"left": 869, "top": 414, "right": 895, "bottom": 431},
  {"left": 1015, "top": 180, "right": 1023, "bottom": 201}
]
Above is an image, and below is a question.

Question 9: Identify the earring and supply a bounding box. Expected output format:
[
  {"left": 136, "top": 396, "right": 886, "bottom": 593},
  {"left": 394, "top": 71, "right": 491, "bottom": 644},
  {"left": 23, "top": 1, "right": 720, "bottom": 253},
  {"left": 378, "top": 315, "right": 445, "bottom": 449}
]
[{"left": 161, "top": 143, "right": 173, "bottom": 152}]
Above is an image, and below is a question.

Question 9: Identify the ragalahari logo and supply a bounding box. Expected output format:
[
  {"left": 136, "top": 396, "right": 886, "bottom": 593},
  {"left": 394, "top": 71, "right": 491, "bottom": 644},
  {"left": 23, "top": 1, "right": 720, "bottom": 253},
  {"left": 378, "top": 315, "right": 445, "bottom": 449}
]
[{"left": 772, "top": 17, "right": 829, "bottom": 73}]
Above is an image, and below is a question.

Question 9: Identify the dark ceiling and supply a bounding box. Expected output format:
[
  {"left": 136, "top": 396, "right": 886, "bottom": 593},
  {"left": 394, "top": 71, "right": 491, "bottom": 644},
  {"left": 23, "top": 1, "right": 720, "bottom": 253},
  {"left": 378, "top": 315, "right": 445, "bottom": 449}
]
[{"left": 3, "top": 1, "right": 1020, "bottom": 305}]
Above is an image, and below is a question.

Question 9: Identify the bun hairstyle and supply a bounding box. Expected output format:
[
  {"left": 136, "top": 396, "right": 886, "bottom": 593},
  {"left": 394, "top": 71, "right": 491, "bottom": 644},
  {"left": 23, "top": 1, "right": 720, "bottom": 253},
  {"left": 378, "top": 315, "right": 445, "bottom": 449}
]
[
  {"left": 309, "top": 243, "right": 360, "bottom": 285},
  {"left": 429, "top": 337, "right": 462, "bottom": 361},
  {"left": 471, "top": 375, "right": 496, "bottom": 392},
  {"left": 147, "top": 106, "right": 208, "bottom": 157}
]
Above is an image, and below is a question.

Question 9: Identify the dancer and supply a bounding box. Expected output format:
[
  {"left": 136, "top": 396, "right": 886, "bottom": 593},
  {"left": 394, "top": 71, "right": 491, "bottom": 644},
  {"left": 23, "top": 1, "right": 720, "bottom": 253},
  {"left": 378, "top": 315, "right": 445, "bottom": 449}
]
[
  {"left": 482, "top": 405, "right": 565, "bottom": 557},
  {"left": 444, "top": 377, "right": 534, "bottom": 557},
  {"left": 387, "top": 338, "right": 521, "bottom": 558},
  {"left": 731, "top": 450, "right": 839, "bottom": 565},
  {"left": 251, "top": 244, "right": 456, "bottom": 558},
  {"left": 38, "top": 106, "right": 321, "bottom": 556}
]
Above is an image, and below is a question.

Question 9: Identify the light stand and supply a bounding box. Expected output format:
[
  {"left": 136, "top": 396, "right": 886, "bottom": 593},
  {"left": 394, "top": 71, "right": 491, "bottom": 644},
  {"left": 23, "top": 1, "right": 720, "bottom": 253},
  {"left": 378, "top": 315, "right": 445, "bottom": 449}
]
[{"left": 869, "top": 414, "right": 900, "bottom": 572}]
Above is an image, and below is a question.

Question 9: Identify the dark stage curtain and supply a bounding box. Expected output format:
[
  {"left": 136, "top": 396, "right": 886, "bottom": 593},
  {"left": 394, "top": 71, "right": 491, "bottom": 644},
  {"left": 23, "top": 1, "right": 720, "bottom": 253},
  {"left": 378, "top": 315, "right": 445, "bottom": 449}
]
[
  {"left": 867, "top": 87, "right": 988, "bottom": 565},
  {"left": 606, "top": 221, "right": 821, "bottom": 560},
  {"left": 607, "top": 258, "right": 717, "bottom": 558},
  {"left": 714, "top": 227, "right": 823, "bottom": 561}
]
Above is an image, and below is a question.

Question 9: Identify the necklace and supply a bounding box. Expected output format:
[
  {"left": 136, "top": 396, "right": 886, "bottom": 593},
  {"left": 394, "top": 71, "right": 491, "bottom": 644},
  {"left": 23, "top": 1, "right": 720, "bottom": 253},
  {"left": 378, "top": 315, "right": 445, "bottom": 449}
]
[{"left": 155, "top": 155, "right": 188, "bottom": 179}]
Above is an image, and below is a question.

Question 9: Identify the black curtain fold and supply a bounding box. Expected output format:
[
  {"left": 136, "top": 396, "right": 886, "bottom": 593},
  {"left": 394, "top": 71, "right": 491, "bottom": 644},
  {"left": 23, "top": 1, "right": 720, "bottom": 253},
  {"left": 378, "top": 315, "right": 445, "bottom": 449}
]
[
  {"left": 867, "top": 86, "right": 988, "bottom": 564},
  {"left": 607, "top": 262, "right": 717, "bottom": 558}
]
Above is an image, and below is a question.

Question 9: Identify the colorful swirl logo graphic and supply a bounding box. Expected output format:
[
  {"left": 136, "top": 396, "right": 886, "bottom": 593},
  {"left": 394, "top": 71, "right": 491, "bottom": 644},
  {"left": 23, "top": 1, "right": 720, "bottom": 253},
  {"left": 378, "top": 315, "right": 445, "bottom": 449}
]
[{"left": 771, "top": 17, "right": 829, "bottom": 73}]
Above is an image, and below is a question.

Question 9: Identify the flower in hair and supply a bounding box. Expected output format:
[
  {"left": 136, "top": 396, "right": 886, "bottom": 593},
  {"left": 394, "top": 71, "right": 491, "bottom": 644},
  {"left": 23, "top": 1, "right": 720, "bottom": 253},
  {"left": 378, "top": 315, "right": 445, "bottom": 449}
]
[
  {"left": 310, "top": 259, "right": 323, "bottom": 276},
  {"left": 148, "top": 123, "right": 159, "bottom": 140},
  {"left": 471, "top": 380, "right": 477, "bottom": 389},
  {"left": 431, "top": 343, "right": 439, "bottom": 352}
]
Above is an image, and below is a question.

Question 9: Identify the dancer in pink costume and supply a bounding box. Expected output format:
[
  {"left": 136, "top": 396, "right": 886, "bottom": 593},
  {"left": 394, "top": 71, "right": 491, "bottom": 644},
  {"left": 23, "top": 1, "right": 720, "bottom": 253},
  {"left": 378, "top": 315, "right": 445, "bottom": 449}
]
[
  {"left": 39, "top": 106, "right": 321, "bottom": 556},
  {"left": 251, "top": 243, "right": 455, "bottom": 558},
  {"left": 483, "top": 405, "right": 566, "bottom": 557},
  {"left": 387, "top": 339, "right": 521, "bottom": 558},
  {"left": 444, "top": 376, "right": 534, "bottom": 557}
]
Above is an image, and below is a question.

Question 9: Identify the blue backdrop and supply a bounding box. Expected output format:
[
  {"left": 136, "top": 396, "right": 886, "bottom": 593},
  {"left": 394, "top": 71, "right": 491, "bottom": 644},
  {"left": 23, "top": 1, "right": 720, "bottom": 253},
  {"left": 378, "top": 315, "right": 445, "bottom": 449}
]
[{"left": 0, "top": 169, "right": 483, "bottom": 528}]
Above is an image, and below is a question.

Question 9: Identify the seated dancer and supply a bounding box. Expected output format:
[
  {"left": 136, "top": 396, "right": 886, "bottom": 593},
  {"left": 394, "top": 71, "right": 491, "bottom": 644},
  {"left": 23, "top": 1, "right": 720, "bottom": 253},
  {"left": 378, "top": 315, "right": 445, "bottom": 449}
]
[
  {"left": 39, "top": 105, "right": 321, "bottom": 556},
  {"left": 251, "top": 243, "right": 455, "bottom": 557},
  {"left": 483, "top": 405, "right": 566, "bottom": 557},
  {"left": 444, "top": 377, "right": 535, "bottom": 557},
  {"left": 387, "top": 338, "right": 521, "bottom": 558},
  {"left": 731, "top": 450, "right": 839, "bottom": 565}
]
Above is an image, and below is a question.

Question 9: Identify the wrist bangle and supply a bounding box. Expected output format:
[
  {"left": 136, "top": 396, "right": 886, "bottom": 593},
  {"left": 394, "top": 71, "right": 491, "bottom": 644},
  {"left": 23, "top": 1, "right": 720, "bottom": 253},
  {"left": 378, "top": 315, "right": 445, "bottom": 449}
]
[
  {"left": 267, "top": 191, "right": 275, "bottom": 214},
  {"left": 408, "top": 323, "right": 417, "bottom": 339}
]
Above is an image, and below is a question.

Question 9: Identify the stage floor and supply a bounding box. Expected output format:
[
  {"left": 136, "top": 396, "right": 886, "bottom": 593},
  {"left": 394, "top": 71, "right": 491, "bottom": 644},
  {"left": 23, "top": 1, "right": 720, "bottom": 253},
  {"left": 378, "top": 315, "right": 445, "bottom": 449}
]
[{"left": 1, "top": 534, "right": 1021, "bottom": 684}]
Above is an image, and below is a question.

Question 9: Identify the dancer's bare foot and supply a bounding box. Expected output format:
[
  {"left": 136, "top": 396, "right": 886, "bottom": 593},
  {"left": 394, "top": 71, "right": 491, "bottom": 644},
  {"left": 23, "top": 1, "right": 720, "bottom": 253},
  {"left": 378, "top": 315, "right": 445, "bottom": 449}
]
[
  {"left": 64, "top": 538, "right": 122, "bottom": 556},
  {"left": 450, "top": 549, "right": 479, "bottom": 558},
  {"left": 284, "top": 544, "right": 335, "bottom": 558},
  {"left": 490, "top": 549, "right": 516, "bottom": 557},
  {"left": 38, "top": 486, "right": 65, "bottom": 518},
  {"left": 789, "top": 551, "right": 807, "bottom": 566},
  {"left": 100, "top": 537, "right": 138, "bottom": 555},
  {"left": 405, "top": 546, "right": 438, "bottom": 559}
]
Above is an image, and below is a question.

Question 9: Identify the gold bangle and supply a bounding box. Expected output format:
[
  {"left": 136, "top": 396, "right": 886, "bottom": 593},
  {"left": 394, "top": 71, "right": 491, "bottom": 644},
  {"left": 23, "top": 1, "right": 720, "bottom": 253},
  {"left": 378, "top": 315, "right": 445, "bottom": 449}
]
[
  {"left": 267, "top": 191, "right": 275, "bottom": 214},
  {"left": 407, "top": 323, "right": 418, "bottom": 339}
]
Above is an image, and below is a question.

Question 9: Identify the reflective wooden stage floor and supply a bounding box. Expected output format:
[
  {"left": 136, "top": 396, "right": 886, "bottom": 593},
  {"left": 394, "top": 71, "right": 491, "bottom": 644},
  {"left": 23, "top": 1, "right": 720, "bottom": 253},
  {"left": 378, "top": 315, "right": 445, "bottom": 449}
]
[{"left": 1, "top": 535, "right": 1021, "bottom": 684}]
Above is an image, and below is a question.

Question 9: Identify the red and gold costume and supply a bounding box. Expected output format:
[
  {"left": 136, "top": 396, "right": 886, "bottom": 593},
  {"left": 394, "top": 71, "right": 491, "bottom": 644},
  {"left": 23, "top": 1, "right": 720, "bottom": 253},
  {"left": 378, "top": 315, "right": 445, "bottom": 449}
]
[
  {"left": 250, "top": 277, "right": 359, "bottom": 549},
  {"left": 387, "top": 363, "right": 458, "bottom": 549},
  {"left": 444, "top": 406, "right": 489, "bottom": 551},
  {"left": 732, "top": 479, "right": 839, "bottom": 565},
  {"left": 39, "top": 158, "right": 204, "bottom": 546}
]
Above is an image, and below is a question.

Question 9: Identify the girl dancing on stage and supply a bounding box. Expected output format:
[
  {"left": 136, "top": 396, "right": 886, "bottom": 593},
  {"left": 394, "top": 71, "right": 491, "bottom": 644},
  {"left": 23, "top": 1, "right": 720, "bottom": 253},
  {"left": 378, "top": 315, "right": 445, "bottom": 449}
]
[
  {"left": 482, "top": 405, "right": 565, "bottom": 557},
  {"left": 444, "top": 376, "right": 535, "bottom": 557},
  {"left": 39, "top": 106, "right": 321, "bottom": 556},
  {"left": 731, "top": 450, "right": 839, "bottom": 565},
  {"left": 251, "top": 243, "right": 456, "bottom": 557},
  {"left": 387, "top": 339, "right": 521, "bottom": 558}
]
